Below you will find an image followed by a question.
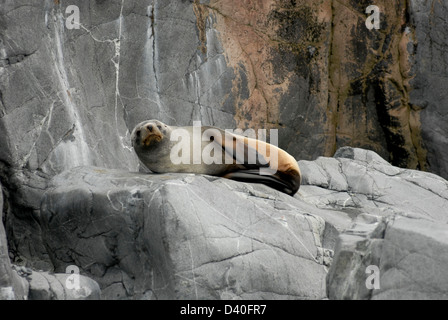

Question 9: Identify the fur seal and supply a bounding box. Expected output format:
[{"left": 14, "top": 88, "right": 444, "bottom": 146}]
[{"left": 130, "top": 120, "right": 301, "bottom": 196}]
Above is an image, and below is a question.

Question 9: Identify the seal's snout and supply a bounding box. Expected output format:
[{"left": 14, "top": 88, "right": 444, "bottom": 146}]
[
  {"left": 131, "top": 120, "right": 166, "bottom": 150},
  {"left": 139, "top": 122, "right": 163, "bottom": 147}
]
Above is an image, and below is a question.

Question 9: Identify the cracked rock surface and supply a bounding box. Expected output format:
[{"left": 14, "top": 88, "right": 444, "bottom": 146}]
[
  {"left": 300, "top": 147, "right": 448, "bottom": 300},
  {"left": 39, "top": 167, "right": 332, "bottom": 299},
  {"left": 26, "top": 270, "right": 101, "bottom": 300},
  {"left": 1, "top": 145, "right": 447, "bottom": 299},
  {"left": 33, "top": 147, "right": 448, "bottom": 299}
]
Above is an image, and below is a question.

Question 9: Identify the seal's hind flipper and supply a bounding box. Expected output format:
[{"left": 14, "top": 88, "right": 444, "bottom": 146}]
[{"left": 222, "top": 170, "right": 299, "bottom": 196}]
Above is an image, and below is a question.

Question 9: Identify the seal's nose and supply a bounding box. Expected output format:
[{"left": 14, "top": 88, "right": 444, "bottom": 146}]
[{"left": 147, "top": 124, "right": 153, "bottom": 132}]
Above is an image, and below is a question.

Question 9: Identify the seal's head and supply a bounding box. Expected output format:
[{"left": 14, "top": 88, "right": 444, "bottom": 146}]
[{"left": 131, "top": 120, "right": 170, "bottom": 149}]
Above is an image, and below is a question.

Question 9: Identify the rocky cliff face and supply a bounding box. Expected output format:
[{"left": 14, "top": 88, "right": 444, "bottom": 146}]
[
  {"left": 191, "top": 0, "right": 448, "bottom": 176},
  {"left": 0, "top": 0, "right": 447, "bottom": 299}
]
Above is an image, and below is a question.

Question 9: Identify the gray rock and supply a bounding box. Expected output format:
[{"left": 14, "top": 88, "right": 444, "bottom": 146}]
[
  {"left": 28, "top": 271, "right": 101, "bottom": 300},
  {"left": 327, "top": 216, "right": 448, "bottom": 300},
  {"left": 0, "top": 182, "right": 15, "bottom": 300},
  {"left": 27, "top": 271, "right": 52, "bottom": 300},
  {"left": 299, "top": 148, "right": 448, "bottom": 225},
  {"left": 39, "top": 167, "right": 333, "bottom": 300},
  {"left": 0, "top": 183, "right": 29, "bottom": 300},
  {"left": 310, "top": 148, "right": 448, "bottom": 300},
  {"left": 35, "top": 147, "right": 448, "bottom": 300},
  {"left": 326, "top": 219, "right": 386, "bottom": 300},
  {"left": 2, "top": 179, "right": 100, "bottom": 300},
  {"left": 373, "top": 217, "right": 448, "bottom": 299},
  {"left": 409, "top": 0, "right": 448, "bottom": 179},
  {"left": 0, "top": 0, "right": 238, "bottom": 266}
]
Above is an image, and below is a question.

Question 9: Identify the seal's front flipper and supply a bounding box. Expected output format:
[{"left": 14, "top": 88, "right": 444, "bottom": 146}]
[
  {"left": 201, "top": 126, "right": 301, "bottom": 196},
  {"left": 222, "top": 169, "right": 299, "bottom": 196},
  {"left": 201, "top": 127, "right": 269, "bottom": 170}
]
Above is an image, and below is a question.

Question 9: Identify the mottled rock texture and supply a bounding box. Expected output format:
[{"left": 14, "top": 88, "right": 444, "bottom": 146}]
[
  {"left": 0, "top": 181, "right": 15, "bottom": 299},
  {"left": 303, "top": 147, "right": 448, "bottom": 299},
  {"left": 0, "top": 0, "right": 447, "bottom": 300},
  {"left": 202, "top": 0, "right": 447, "bottom": 176},
  {"left": 35, "top": 148, "right": 448, "bottom": 299},
  {"left": 327, "top": 217, "right": 448, "bottom": 300},
  {"left": 40, "top": 167, "right": 332, "bottom": 299},
  {"left": 27, "top": 270, "right": 101, "bottom": 300}
]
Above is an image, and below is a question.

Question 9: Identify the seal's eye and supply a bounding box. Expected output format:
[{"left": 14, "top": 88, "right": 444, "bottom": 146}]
[
  {"left": 157, "top": 125, "right": 162, "bottom": 130},
  {"left": 136, "top": 130, "right": 141, "bottom": 137}
]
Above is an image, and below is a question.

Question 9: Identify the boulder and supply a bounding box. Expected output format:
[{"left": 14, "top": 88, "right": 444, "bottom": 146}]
[
  {"left": 299, "top": 146, "right": 448, "bottom": 224},
  {"left": 39, "top": 167, "right": 333, "bottom": 300},
  {"left": 27, "top": 270, "right": 101, "bottom": 300},
  {"left": 299, "top": 147, "right": 448, "bottom": 299},
  {"left": 0, "top": 181, "right": 15, "bottom": 300},
  {"left": 0, "top": 183, "right": 28, "bottom": 300},
  {"left": 326, "top": 216, "right": 448, "bottom": 300},
  {"left": 2, "top": 179, "right": 101, "bottom": 300},
  {"left": 36, "top": 147, "right": 448, "bottom": 299}
]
